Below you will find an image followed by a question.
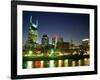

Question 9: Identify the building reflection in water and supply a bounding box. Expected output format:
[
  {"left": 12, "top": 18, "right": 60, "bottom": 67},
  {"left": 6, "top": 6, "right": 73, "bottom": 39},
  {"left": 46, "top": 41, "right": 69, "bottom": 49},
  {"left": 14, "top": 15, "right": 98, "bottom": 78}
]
[
  {"left": 41, "top": 60, "right": 44, "bottom": 68},
  {"left": 23, "top": 58, "right": 90, "bottom": 69},
  {"left": 50, "top": 60, "right": 55, "bottom": 67},
  {"left": 78, "top": 60, "right": 81, "bottom": 66},
  {"left": 72, "top": 60, "right": 76, "bottom": 66},
  {"left": 64, "top": 59, "right": 68, "bottom": 67},
  {"left": 84, "top": 58, "right": 90, "bottom": 66},
  {"left": 58, "top": 60, "right": 62, "bottom": 67},
  {"left": 27, "top": 61, "right": 33, "bottom": 69}
]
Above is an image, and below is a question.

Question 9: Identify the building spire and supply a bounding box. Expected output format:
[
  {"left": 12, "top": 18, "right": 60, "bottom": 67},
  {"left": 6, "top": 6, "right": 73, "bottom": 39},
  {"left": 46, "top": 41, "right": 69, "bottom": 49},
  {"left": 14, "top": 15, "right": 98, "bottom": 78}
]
[
  {"left": 36, "top": 20, "right": 38, "bottom": 27},
  {"left": 30, "top": 16, "right": 32, "bottom": 23}
]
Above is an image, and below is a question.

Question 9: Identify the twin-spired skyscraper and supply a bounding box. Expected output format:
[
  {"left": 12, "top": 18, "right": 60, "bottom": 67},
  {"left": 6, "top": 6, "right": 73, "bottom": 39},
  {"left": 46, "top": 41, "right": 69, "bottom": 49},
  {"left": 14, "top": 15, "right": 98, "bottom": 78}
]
[{"left": 28, "top": 16, "right": 38, "bottom": 44}]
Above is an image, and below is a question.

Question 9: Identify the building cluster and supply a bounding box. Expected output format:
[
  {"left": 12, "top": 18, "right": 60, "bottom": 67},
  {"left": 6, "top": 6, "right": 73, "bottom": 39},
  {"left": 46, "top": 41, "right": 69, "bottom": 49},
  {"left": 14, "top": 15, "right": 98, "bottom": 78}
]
[{"left": 23, "top": 16, "right": 89, "bottom": 56}]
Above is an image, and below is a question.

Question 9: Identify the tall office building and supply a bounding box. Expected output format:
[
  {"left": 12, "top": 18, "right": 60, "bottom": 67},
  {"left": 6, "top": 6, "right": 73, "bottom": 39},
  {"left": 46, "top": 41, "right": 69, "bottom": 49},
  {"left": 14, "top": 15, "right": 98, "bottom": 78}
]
[
  {"left": 41, "top": 35, "right": 49, "bottom": 47},
  {"left": 23, "top": 16, "right": 38, "bottom": 51},
  {"left": 28, "top": 16, "right": 38, "bottom": 44},
  {"left": 81, "top": 38, "right": 89, "bottom": 51},
  {"left": 52, "top": 36, "right": 57, "bottom": 49},
  {"left": 56, "top": 36, "right": 63, "bottom": 51},
  {"left": 57, "top": 36, "right": 63, "bottom": 43},
  {"left": 82, "top": 39, "right": 89, "bottom": 46}
]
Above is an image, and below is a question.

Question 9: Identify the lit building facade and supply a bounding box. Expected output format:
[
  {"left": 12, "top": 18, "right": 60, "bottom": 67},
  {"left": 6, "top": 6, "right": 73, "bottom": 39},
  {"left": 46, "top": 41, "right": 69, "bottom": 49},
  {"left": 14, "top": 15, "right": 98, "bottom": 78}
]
[
  {"left": 28, "top": 16, "right": 38, "bottom": 44},
  {"left": 57, "top": 36, "right": 63, "bottom": 43},
  {"left": 23, "top": 16, "right": 38, "bottom": 51},
  {"left": 52, "top": 36, "right": 57, "bottom": 49},
  {"left": 41, "top": 35, "right": 49, "bottom": 47},
  {"left": 81, "top": 38, "right": 89, "bottom": 51}
]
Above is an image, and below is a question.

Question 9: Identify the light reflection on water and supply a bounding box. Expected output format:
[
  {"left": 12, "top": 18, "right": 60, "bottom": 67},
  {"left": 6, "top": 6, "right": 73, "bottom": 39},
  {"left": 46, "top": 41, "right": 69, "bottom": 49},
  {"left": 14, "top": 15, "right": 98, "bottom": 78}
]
[
  {"left": 84, "top": 58, "right": 90, "bottom": 66},
  {"left": 58, "top": 60, "right": 62, "bottom": 67},
  {"left": 41, "top": 60, "right": 44, "bottom": 68},
  {"left": 50, "top": 60, "right": 55, "bottom": 67},
  {"left": 24, "top": 58, "right": 90, "bottom": 69},
  {"left": 64, "top": 59, "right": 68, "bottom": 67},
  {"left": 27, "top": 61, "right": 33, "bottom": 69},
  {"left": 72, "top": 61, "right": 76, "bottom": 66},
  {"left": 78, "top": 60, "right": 81, "bottom": 66}
]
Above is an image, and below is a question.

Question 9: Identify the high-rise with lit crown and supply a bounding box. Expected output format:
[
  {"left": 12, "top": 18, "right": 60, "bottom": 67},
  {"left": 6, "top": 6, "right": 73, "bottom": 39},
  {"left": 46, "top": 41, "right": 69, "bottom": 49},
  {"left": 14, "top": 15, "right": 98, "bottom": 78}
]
[
  {"left": 28, "top": 16, "right": 38, "bottom": 44},
  {"left": 23, "top": 16, "right": 38, "bottom": 51}
]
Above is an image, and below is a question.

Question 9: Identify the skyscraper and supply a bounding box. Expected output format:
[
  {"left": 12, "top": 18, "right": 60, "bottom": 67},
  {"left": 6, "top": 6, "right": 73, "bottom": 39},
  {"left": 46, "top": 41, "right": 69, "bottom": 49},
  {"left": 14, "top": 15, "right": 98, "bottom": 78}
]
[
  {"left": 41, "top": 35, "right": 49, "bottom": 47},
  {"left": 56, "top": 36, "right": 64, "bottom": 51},
  {"left": 28, "top": 16, "right": 38, "bottom": 44},
  {"left": 57, "top": 36, "right": 63, "bottom": 43},
  {"left": 23, "top": 16, "right": 38, "bottom": 51},
  {"left": 52, "top": 36, "right": 57, "bottom": 49}
]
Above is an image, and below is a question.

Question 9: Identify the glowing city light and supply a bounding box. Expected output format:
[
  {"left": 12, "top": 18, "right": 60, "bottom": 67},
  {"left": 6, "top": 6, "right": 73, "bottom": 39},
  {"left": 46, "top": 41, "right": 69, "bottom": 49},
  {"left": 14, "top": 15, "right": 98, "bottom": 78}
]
[
  {"left": 58, "top": 60, "right": 62, "bottom": 67},
  {"left": 72, "top": 61, "right": 76, "bottom": 66},
  {"left": 40, "top": 60, "right": 44, "bottom": 68},
  {"left": 51, "top": 49, "right": 54, "bottom": 54},
  {"left": 84, "top": 58, "right": 90, "bottom": 66},
  {"left": 27, "top": 61, "right": 33, "bottom": 69},
  {"left": 49, "top": 60, "right": 55, "bottom": 67},
  {"left": 82, "top": 38, "right": 89, "bottom": 41},
  {"left": 29, "top": 51, "right": 32, "bottom": 55},
  {"left": 64, "top": 59, "right": 68, "bottom": 67},
  {"left": 78, "top": 60, "right": 81, "bottom": 66}
]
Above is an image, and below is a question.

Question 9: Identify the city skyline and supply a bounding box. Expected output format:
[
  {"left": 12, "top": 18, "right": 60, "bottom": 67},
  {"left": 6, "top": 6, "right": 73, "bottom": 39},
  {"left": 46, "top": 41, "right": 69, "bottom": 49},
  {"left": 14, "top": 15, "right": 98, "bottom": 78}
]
[{"left": 23, "top": 11, "right": 89, "bottom": 45}]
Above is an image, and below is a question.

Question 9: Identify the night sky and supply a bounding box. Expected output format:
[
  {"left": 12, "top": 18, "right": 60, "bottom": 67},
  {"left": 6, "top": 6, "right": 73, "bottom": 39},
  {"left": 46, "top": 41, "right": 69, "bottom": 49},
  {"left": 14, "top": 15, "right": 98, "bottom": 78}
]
[{"left": 23, "top": 11, "right": 89, "bottom": 45}]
